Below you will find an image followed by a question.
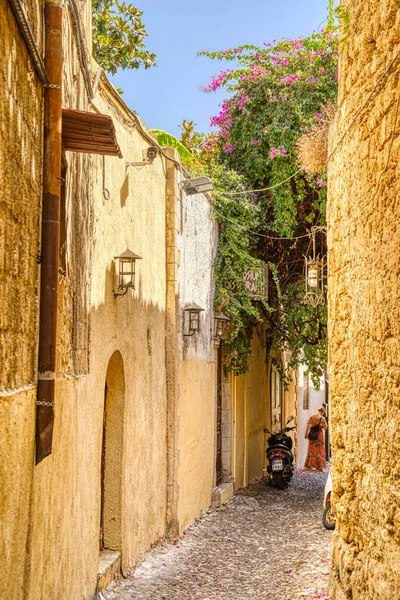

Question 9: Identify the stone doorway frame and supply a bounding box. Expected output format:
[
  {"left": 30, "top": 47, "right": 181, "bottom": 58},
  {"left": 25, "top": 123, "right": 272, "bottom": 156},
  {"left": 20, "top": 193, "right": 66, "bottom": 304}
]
[{"left": 213, "top": 345, "right": 234, "bottom": 506}]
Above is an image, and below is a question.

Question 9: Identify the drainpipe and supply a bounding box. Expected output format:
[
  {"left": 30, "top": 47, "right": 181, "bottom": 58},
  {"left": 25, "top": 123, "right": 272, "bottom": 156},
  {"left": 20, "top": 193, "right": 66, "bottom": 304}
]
[{"left": 36, "top": 0, "right": 63, "bottom": 464}]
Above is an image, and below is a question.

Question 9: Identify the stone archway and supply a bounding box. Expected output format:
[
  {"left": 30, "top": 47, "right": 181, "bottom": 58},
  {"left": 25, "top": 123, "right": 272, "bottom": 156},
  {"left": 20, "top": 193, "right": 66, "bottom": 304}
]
[{"left": 100, "top": 350, "right": 125, "bottom": 551}]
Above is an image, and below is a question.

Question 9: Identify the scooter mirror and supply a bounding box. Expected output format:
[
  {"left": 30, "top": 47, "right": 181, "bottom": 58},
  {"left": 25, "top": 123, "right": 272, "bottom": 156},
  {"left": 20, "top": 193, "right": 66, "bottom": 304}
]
[{"left": 286, "top": 415, "right": 294, "bottom": 423}]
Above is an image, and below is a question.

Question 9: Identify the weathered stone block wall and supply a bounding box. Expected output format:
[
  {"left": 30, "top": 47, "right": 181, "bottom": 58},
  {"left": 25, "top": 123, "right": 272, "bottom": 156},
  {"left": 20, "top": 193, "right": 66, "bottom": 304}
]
[
  {"left": 0, "top": 3, "right": 43, "bottom": 597},
  {"left": 328, "top": 2, "right": 400, "bottom": 598},
  {"left": 0, "top": 0, "right": 43, "bottom": 390}
]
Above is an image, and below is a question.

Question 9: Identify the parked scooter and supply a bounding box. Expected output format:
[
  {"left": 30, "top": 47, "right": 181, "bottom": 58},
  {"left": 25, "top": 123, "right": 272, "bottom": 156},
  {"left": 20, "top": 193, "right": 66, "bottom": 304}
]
[
  {"left": 263, "top": 416, "right": 296, "bottom": 490},
  {"left": 322, "top": 471, "right": 336, "bottom": 530}
]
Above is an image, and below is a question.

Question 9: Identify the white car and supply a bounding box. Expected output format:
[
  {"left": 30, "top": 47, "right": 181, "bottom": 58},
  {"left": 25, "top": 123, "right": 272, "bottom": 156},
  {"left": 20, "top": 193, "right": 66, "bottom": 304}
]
[{"left": 323, "top": 471, "right": 336, "bottom": 530}]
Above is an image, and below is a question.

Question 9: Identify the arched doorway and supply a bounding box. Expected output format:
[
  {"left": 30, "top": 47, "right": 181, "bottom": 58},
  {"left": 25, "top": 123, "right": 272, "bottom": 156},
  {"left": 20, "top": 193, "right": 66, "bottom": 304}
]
[{"left": 100, "top": 350, "right": 125, "bottom": 550}]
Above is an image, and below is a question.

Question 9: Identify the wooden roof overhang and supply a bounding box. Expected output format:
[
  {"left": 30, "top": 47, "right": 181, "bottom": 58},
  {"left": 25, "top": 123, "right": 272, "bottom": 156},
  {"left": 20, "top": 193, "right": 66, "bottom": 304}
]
[{"left": 62, "top": 108, "right": 122, "bottom": 158}]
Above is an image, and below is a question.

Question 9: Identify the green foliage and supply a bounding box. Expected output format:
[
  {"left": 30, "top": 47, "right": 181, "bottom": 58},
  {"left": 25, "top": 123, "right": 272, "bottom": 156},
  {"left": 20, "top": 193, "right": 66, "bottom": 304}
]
[
  {"left": 149, "top": 126, "right": 265, "bottom": 374},
  {"left": 327, "top": 0, "right": 351, "bottom": 38},
  {"left": 200, "top": 32, "right": 337, "bottom": 236},
  {"left": 334, "top": 564, "right": 341, "bottom": 583},
  {"left": 205, "top": 162, "right": 271, "bottom": 374},
  {"left": 92, "top": 1, "right": 156, "bottom": 75},
  {"left": 268, "top": 272, "right": 328, "bottom": 388},
  {"left": 149, "top": 130, "right": 197, "bottom": 166},
  {"left": 178, "top": 120, "right": 205, "bottom": 155},
  {"left": 200, "top": 31, "right": 338, "bottom": 383}
]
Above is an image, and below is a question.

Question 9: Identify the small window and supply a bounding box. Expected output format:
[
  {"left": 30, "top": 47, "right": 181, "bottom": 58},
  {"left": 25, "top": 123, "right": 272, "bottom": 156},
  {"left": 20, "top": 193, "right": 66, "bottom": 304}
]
[{"left": 303, "top": 373, "right": 309, "bottom": 410}]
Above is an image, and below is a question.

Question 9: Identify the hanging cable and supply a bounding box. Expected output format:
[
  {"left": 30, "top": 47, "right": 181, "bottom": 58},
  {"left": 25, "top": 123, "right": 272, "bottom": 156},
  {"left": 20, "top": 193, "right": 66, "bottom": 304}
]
[
  {"left": 221, "top": 169, "right": 302, "bottom": 195},
  {"left": 210, "top": 202, "right": 311, "bottom": 241}
]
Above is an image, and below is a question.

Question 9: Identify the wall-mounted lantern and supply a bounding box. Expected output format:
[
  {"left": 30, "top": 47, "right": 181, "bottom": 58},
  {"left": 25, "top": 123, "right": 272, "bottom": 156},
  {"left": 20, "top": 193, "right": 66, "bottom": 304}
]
[
  {"left": 181, "top": 176, "right": 214, "bottom": 195},
  {"left": 183, "top": 303, "right": 205, "bottom": 336},
  {"left": 304, "top": 226, "right": 327, "bottom": 307},
  {"left": 114, "top": 249, "right": 142, "bottom": 296},
  {"left": 306, "top": 259, "right": 319, "bottom": 289},
  {"left": 304, "top": 256, "right": 325, "bottom": 306},
  {"left": 213, "top": 313, "right": 230, "bottom": 340}
]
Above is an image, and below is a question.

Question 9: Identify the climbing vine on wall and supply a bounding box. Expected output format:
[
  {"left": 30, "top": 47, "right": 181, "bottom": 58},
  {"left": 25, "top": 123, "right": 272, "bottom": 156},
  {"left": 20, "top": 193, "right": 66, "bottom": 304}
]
[
  {"left": 199, "top": 30, "right": 338, "bottom": 384},
  {"left": 204, "top": 162, "right": 271, "bottom": 375}
]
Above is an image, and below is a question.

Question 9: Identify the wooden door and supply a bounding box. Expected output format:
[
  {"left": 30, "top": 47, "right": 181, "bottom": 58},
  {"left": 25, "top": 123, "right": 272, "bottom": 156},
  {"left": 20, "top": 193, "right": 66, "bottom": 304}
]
[
  {"left": 270, "top": 364, "right": 282, "bottom": 431},
  {"left": 216, "top": 345, "right": 223, "bottom": 486}
]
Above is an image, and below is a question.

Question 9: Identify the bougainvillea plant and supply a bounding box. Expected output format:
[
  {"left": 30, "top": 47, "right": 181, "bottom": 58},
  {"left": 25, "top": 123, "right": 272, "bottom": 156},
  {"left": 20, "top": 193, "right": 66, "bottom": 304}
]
[{"left": 199, "top": 31, "right": 338, "bottom": 384}]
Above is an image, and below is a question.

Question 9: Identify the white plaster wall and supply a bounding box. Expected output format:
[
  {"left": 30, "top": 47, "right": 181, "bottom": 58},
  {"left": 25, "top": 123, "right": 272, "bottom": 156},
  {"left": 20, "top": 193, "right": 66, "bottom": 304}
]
[
  {"left": 296, "top": 364, "right": 325, "bottom": 467},
  {"left": 177, "top": 182, "right": 218, "bottom": 364}
]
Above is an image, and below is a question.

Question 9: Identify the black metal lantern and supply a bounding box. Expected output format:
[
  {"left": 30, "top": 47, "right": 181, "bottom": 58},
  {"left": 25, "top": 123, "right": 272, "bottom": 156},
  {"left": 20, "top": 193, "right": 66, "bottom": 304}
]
[
  {"left": 183, "top": 303, "right": 205, "bottom": 336},
  {"left": 304, "top": 256, "right": 325, "bottom": 306},
  {"left": 114, "top": 249, "right": 142, "bottom": 296},
  {"left": 304, "top": 226, "right": 326, "bottom": 306},
  {"left": 214, "top": 313, "right": 230, "bottom": 340}
]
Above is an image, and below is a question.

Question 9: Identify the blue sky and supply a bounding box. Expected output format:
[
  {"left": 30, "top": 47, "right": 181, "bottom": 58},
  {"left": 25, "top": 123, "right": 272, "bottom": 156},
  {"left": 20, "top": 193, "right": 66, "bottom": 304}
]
[{"left": 110, "top": 1, "right": 329, "bottom": 138}]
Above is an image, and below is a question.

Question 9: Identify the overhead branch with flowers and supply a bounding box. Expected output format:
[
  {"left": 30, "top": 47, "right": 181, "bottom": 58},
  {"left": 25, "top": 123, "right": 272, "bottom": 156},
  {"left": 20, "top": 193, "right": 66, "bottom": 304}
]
[{"left": 199, "top": 30, "right": 338, "bottom": 384}]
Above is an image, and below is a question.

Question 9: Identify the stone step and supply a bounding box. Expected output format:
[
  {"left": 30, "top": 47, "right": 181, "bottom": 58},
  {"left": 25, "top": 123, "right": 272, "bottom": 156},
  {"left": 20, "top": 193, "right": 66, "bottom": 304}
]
[{"left": 97, "top": 550, "right": 121, "bottom": 593}]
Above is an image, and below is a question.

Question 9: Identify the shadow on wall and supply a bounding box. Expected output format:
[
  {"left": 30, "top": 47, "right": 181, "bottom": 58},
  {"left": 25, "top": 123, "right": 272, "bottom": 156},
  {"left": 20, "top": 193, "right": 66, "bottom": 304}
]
[
  {"left": 22, "top": 261, "right": 169, "bottom": 598},
  {"left": 120, "top": 174, "right": 129, "bottom": 207}
]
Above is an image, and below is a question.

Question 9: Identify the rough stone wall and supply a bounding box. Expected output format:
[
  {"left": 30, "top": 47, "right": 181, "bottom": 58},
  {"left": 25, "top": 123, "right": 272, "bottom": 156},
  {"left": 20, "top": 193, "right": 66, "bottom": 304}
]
[
  {"left": 0, "top": 0, "right": 43, "bottom": 390},
  {"left": 26, "top": 81, "right": 170, "bottom": 598},
  {"left": 0, "top": 1, "right": 43, "bottom": 596},
  {"left": 328, "top": 2, "right": 400, "bottom": 598},
  {"left": 57, "top": 2, "right": 94, "bottom": 376}
]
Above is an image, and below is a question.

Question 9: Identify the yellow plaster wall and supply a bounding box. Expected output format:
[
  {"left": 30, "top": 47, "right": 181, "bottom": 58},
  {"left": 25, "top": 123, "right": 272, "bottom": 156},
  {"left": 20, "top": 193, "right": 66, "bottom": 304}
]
[
  {"left": 25, "top": 84, "right": 169, "bottom": 598},
  {"left": 227, "top": 335, "right": 297, "bottom": 493},
  {"left": 26, "top": 377, "right": 99, "bottom": 599},
  {"left": 233, "top": 375, "right": 245, "bottom": 491},
  {"left": 0, "top": 388, "right": 36, "bottom": 599},
  {"left": 177, "top": 357, "right": 216, "bottom": 533},
  {"left": 231, "top": 330, "right": 268, "bottom": 491},
  {"left": 245, "top": 332, "right": 269, "bottom": 484},
  {"left": 328, "top": 1, "right": 400, "bottom": 598}
]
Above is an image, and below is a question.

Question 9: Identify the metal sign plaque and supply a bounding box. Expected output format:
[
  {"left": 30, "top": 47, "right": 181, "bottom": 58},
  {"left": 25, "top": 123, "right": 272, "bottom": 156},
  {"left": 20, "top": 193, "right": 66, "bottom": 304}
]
[{"left": 243, "top": 264, "right": 268, "bottom": 300}]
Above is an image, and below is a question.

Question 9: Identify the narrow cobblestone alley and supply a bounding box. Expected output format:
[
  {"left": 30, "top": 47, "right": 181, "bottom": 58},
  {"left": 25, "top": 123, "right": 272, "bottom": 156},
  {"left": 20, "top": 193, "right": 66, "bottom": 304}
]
[{"left": 102, "top": 470, "right": 332, "bottom": 600}]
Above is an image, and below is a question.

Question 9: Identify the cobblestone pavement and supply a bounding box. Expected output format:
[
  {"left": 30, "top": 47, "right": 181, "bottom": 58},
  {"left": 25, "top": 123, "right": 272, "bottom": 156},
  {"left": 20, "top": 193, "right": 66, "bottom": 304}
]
[{"left": 103, "top": 470, "right": 332, "bottom": 600}]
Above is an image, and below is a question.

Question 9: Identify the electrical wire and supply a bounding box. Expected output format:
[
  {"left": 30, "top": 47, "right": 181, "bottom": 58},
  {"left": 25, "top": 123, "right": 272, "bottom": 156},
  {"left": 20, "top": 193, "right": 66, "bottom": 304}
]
[
  {"left": 210, "top": 203, "right": 311, "bottom": 241},
  {"left": 221, "top": 169, "right": 302, "bottom": 195}
]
